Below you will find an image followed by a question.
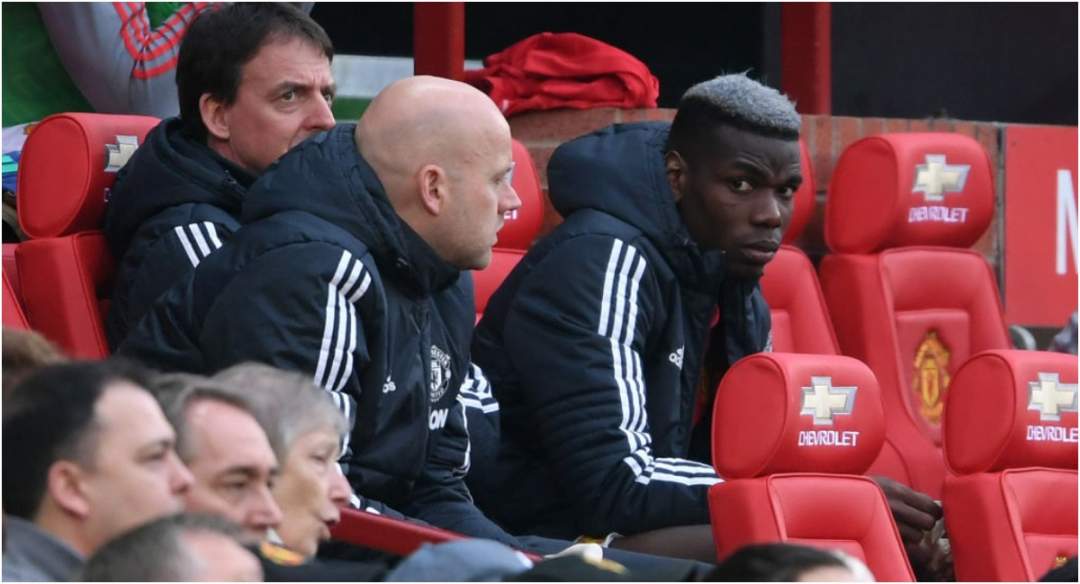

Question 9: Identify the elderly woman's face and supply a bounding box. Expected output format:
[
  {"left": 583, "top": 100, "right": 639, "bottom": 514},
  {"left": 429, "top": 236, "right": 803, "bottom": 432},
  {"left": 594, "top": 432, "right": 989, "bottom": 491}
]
[{"left": 272, "top": 428, "right": 352, "bottom": 557}]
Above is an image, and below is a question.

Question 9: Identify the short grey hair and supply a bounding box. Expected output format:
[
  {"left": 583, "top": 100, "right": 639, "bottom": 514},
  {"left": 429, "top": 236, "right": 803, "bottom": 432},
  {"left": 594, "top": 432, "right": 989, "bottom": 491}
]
[
  {"left": 150, "top": 372, "right": 259, "bottom": 463},
  {"left": 678, "top": 73, "right": 801, "bottom": 138},
  {"left": 212, "top": 363, "right": 348, "bottom": 462},
  {"left": 80, "top": 513, "right": 258, "bottom": 581}
]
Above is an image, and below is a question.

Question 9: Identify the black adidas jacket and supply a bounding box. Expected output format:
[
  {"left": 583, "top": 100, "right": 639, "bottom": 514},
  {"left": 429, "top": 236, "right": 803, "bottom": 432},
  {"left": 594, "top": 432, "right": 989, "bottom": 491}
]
[
  {"left": 103, "top": 118, "right": 251, "bottom": 348},
  {"left": 466, "top": 122, "right": 772, "bottom": 538},
  {"left": 118, "top": 124, "right": 518, "bottom": 545}
]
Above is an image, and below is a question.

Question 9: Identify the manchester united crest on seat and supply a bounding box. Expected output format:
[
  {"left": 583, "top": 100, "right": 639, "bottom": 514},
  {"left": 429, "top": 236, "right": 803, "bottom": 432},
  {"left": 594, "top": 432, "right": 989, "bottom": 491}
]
[{"left": 912, "top": 330, "right": 950, "bottom": 425}]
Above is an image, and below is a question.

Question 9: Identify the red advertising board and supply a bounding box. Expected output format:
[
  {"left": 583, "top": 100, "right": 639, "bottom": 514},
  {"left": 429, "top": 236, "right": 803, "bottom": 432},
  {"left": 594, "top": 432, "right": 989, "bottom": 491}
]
[{"left": 1004, "top": 126, "right": 1078, "bottom": 326}]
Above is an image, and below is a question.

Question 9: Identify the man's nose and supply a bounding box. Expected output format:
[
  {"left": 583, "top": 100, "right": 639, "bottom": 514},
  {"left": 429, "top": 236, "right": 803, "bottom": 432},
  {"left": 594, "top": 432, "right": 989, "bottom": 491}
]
[
  {"left": 169, "top": 453, "right": 195, "bottom": 494},
  {"left": 307, "top": 95, "right": 335, "bottom": 131},
  {"left": 500, "top": 184, "right": 522, "bottom": 214},
  {"left": 752, "top": 193, "right": 784, "bottom": 228},
  {"left": 249, "top": 486, "right": 284, "bottom": 532}
]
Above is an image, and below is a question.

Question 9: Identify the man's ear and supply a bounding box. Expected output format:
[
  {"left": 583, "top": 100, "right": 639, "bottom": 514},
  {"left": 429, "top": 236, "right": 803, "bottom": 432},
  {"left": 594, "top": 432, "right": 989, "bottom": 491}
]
[
  {"left": 199, "top": 93, "right": 230, "bottom": 141},
  {"left": 47, "top": 461, "right": 92, "bottom": 520},
  {"left": 665, "top": 150, "right": 688, "bottom": 203},
  {"left": 418, "top": 164, "right": 448, "bottom": 216}
]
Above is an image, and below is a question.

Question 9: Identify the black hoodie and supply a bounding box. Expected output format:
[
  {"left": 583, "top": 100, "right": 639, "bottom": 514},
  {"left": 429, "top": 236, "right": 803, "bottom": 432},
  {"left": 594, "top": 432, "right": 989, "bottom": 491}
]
[
  {"left": 467, "top": 122, "right": 771, "bottom": 539},
  {"left": 118, "top": 124, "right": 518, "bottom": 545},
  {"left": 103, "top": 118, "right": 251, "bottom": 348}
]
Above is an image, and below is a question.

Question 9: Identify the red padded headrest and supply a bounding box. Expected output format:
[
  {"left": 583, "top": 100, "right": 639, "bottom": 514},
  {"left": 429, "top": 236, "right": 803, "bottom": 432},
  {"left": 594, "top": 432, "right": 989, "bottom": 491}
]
[
  {"left": 497, "top": 139, "right": 545, "bottom": 251},
  {"left": 944, "top": 350, "right": 1078, "bottom": 475},
  {"left": 712, "top": 352, "right": 884, "bottom": 478},
  {"left": 825, "top": 133, "right": 994, "bottom": 253},
  {"left": 17, "top": 113, "right": 158, "bottom": 239},
  {"left": 782, "top": 139, "right": 816, "bottom": 244}
]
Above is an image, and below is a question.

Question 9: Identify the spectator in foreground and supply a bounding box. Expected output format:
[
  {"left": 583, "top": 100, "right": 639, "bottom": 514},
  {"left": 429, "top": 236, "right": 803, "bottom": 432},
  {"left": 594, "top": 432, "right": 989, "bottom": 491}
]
[
  {"left": 153, "top": 376, "right": 284, "bottom": 543},
  {"left": 80, "top": 513, "right": 263, "bottom": 582},
  {"left": 707, "top": 543, "right": 872, "bottom": 582},
  {"left": 153, "top": 372, "right": 392, "bottom": 580},
  {"left": 1, "top": 326, "right": 66, "bottom": 398},
  {"left": 2, "top": 360, "right": 193, "bottom": 581},
  {"left": 103, "top": 2, "right": 336, "bottom": 348},
  {"left": 211, "top": 363, "right": 353, "bottom": 558}
]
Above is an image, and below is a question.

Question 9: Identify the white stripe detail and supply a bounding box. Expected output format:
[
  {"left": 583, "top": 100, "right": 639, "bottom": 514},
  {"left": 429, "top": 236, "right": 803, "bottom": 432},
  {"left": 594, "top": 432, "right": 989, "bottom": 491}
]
[
  {"left": 455, "top": 395, "right": 472, "bottom": 477},
  {"left": 174, "top": 225, "right": 200, "bottom": 266},
  {"left": 334, "top": 298, "right": 359, "bottom": 392},
  {"left": 188, "top": 224, "right": 212, "bottom": 258},
  {"left": 654, "top": 458, "right": 719, "bottom": 476},
  {"left": 314, "top": 251, "right": 352, "bottom": 388},
  {"left": 203, "top": 221, "right": 223, "bottom": 249},
  {"left": 350, "top": 272, "right": 372, "bottom": 304},
  {"left": 324, "top": 285, "right": 350, "bottom": 392},
  {"left": 597, "top": 239, "right": 624, "bottom": 336}
]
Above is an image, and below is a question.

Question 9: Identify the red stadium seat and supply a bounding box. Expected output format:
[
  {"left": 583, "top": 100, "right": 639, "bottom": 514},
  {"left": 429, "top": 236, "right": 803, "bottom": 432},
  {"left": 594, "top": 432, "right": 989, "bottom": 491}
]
[
  {"left": 942, "top": 350, "right": 1078, "bottom": 581},
  {"left": 708, "top": 352, "right": 914, "bottom": 580},
  {"left": 3, "top": 270, "right": 29, "bottom": 330},
  {"left": 472, "top": 139, "right": 544, "bottom": 320},
  {"left": 819, "top": 133, "right": 1007, "bottom": 499},
  {"left": 2, "top": 243, "right": 29, "bottom": 330},
  {"left": 15, "top": 113, "right": 158, "bottom": 358},
  {"left": 331, "top": 507, "right": 543, "bottom": 562},
  {"left": 759, "top": 138, "right": 839, "bottom": 354}
]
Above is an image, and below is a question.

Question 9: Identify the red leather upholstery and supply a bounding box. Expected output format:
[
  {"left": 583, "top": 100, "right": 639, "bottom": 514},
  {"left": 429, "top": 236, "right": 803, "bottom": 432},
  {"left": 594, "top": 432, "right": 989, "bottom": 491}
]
[
  {"left": 3, "top": 270, "right": 29, "bottom": 330},
  {"left": 820, "top": 133, "right": 1009, "bottom": 498},
  {"left": 14, "top": 113, "right": 158, "bottom": 358},
  {"left": 2, "top": 243, "right": 28, "bottom": 330},
  {"left": 942, "top": 350, "right": 1078, "bottom": 581},
  {"left": 760, "top": 246, "right": 839, "bottom": 355},
  {"left": 330, "top": 507, "right": 542, "bottom": 562},
  {"left": 824, "top": 133, "right": 994, "bottom": 254},
  {"left": 472, "top": 139, "right": 544, "bottom": 320},
  {"left": 3, "top": 243, "right": 17, "bottom": 293},
  {"left": 330, "top": 507, "right": 465, "bottom": 557},
  {"left": 708, "top": 353, "right": 913, "bottom": 580}
]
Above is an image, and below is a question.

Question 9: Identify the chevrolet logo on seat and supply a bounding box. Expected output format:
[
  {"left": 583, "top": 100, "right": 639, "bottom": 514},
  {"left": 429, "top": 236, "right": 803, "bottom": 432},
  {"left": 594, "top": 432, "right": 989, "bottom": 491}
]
[
  {"left": 104, "top": 135, "right": 140, "bottom": 173},
  {"left": 912, "top": 154, "right": 970, "bottom": 202},
  {"left": 1028, "top": 372, "right": 1078, "bottom": 422},
  {"left": 801, "top": 376, "right": 857, "bottom": 426}
]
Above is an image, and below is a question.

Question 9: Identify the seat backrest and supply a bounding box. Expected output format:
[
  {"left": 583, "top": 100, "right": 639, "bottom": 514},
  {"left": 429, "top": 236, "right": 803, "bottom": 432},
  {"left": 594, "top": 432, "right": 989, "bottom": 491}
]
[
  {"left": 942, "top": 350, "right": 1078, "bottom": 581},
  {"left": 818, "top": 132, "right": 1005, "bottom": 498},
  {"left": 14, "top": 113, "right": 158, "bottom": 358},
  {"left": 708, "top": 352, "right": 914, "bottom": 580},
  {"left": 472, "top": 139, "right": 544, "bottom": 320},
  {"left": 2, "top": 242, "right": 28, "bottom": 330}
]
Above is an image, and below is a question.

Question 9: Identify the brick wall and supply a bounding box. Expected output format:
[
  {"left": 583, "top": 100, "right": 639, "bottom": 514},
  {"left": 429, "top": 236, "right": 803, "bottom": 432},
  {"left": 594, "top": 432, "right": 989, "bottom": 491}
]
[{"left": 509, "top": 108, "right": 1006, "bottom": 270}]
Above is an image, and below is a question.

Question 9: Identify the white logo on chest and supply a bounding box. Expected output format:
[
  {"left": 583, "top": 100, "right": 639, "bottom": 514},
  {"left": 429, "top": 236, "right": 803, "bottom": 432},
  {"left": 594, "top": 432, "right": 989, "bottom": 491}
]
[{"left": 429, "top": 345, "right": 453, "bottom": 403}]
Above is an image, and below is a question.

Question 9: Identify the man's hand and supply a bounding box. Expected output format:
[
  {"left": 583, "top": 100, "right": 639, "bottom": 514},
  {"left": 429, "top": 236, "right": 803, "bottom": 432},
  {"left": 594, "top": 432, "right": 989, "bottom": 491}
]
[
  {"left": 871, "top": 475, "right": 953, "bottom": 580},
  {"left": 870, "top": 475, "right": 941, "bottom": 543}
]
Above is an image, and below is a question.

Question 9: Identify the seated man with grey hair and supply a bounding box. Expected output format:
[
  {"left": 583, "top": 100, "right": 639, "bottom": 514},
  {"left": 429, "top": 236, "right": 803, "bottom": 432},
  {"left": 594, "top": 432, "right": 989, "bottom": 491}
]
[
  {"left": 80, "top": 513, "right": 263, "bottom": 582},
  {"left": 466, "top": 73, "right": 942, "bottom": 561}
]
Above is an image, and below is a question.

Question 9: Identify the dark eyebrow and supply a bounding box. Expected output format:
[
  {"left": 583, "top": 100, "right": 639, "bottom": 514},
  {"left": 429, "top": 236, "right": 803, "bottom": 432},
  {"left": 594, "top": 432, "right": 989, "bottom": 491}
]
[{"left": 727, "top": 160, "right": 770, "bottom": 179}]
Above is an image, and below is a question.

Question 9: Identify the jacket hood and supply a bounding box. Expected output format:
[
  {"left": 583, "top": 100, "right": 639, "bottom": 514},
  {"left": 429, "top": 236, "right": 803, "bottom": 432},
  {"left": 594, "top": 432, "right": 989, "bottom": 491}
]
[
  {"left": 548, "top": 122, "right": 688, "bottom": 250},
  {"left": 548, "top": 122, "right": 731, "bottom": 292},
  {"left": 242, "top": 123, "right": 459, "bottom": 295},
  {"left": 104, "top": 118, "right": 250, "bottom": 256}
]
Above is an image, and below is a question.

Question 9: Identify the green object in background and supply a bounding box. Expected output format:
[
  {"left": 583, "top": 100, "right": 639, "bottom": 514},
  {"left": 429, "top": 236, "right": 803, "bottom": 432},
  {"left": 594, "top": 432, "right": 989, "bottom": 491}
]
[
  {"left": 2, "top": 3, "right": 93, "bottom": 127},
  {"left": 145, "top": 2, "right": 183, "bottom": 28},
  {"left": 331, "top": 97, "right": 371, "bottom": 121}
]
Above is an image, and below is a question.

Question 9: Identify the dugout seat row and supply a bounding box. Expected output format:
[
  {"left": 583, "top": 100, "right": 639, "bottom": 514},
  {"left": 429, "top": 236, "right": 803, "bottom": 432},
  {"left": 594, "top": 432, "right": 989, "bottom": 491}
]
[{"left": 706, "top": 348, "right": 1077, "bottom": 580}]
